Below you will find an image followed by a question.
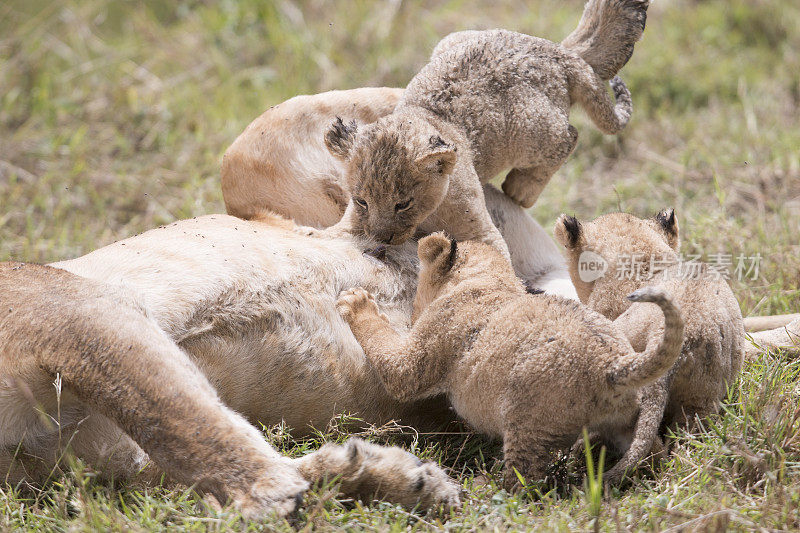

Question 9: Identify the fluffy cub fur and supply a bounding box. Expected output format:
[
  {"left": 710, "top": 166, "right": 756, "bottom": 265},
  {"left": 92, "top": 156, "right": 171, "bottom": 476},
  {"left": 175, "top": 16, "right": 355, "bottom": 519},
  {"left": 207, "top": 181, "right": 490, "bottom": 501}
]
[
  {"left": 324, "top": 0, "right": 648, "bottom": 254},
  {"left": 327, "top": 111, "right": 511, "bottom": 258},
  {"left": 554, "top": 210, "right": 745, "bottom": 478},
  {"left": 336, "top": 233, "right": 683, "bottom": 486}
]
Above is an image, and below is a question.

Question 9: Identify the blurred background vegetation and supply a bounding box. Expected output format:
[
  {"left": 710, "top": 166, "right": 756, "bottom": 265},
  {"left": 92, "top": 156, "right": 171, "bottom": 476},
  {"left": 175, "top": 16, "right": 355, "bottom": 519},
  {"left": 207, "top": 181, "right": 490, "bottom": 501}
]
[
  {"left": 1, "top": 0, "right": 798, "bottom": 316},
  {"left": 1, "top": 1, "right": 800, "bottom": 530}
]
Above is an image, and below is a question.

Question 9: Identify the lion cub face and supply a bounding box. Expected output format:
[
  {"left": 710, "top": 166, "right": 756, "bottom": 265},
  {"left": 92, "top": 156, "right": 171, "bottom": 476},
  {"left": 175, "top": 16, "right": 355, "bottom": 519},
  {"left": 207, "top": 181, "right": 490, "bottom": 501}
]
[
  {"left": 324, "top": 114, "right": 456, "bottom": 245},
  {"left": 554, "top": 209, "right": 680, "bottom": 319}
]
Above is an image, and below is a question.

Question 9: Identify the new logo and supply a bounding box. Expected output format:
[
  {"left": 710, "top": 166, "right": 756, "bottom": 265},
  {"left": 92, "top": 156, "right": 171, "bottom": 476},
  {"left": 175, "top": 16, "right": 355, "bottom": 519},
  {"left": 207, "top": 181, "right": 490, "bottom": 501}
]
[{"left": 578, "top": 250, "right": 607, "bottom": 282}]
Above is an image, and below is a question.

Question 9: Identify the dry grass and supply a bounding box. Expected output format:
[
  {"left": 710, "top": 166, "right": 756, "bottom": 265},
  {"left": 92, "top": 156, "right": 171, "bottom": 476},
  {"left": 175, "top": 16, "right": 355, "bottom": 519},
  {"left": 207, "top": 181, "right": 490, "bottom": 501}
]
[{"left": 1, "top": 0, "right": 799, "bottom": 530}]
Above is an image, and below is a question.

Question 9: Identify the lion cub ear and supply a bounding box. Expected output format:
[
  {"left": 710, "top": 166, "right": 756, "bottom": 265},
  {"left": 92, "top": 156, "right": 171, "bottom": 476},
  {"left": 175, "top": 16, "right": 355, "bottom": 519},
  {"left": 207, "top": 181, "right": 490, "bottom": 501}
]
[
  {"left": 415, "top": 135, "right": 456, "bottom": 176},
  {"left": 554, "top": 214, "right": 585, "bottom": 250},
  {"left": 324, "top": 116, "right": 359, "bottom": 160},
  {"left": 652, "top": 208, "right": 680, "bottom": 250},
  {"left": 418, "top": 232, "right": 458, "bottom": 272}
]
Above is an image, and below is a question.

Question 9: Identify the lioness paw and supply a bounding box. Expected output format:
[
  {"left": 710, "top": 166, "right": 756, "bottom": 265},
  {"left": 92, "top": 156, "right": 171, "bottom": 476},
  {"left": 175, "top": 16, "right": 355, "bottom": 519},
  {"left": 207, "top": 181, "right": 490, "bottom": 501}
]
[
  {"left": 336, "top": 288, "right": 380, "bottom": 319},
  {"left": 222, "top": 459, "right": 309, "bottom": 520}
]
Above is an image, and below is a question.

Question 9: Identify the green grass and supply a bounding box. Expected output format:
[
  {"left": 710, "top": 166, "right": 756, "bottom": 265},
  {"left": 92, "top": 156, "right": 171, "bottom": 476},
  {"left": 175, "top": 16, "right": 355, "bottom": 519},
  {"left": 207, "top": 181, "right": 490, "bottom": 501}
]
[{"left": 1, "top": 0, "right": 799, "bottom": 530}]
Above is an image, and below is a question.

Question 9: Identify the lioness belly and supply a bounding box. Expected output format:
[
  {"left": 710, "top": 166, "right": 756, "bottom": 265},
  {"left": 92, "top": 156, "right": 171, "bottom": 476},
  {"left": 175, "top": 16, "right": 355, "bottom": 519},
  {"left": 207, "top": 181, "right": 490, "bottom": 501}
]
[{"left": 49, "top": 215, "right": 433, "bottom": 432}]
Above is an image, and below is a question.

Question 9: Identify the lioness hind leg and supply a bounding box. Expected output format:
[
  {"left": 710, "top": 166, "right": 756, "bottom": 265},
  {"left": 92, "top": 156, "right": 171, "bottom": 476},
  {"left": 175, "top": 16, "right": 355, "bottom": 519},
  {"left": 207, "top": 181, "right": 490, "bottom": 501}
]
[
  {"left": 43, "top": 311, "right": 307, "bottom": 518},
  {"left": 1, "top": 264, "right": 308, "bottom": 518},
  {"left": 64, "top": 411, "right": 163, "bottom": 484},
  {"left": 294, "top": 438, "right": 460, "bottom": 511}
]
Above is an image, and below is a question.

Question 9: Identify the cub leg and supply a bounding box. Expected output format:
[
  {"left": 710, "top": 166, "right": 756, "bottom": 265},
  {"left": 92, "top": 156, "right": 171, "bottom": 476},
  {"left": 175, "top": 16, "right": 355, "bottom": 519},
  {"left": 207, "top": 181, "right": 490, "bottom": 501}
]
[
  {"left": 445, "top": 203, "right": 510, "bottom": 261},
  {"left": 569, "top": 430, "right": 603, "bottom": 461},
  {"left": 336, "top": 288, "right": 447, "bottom": 402},
  {"left": 502, "top": 430, "right": 572, "bottom": 490},
  {"left": 502, "top": 125, "right": 578, "bottom": 209},
  {"left": 428, "top": 169, "right": 511, "bottom": 260},
  {"left": 324, "top": 200, "right": 360, "bottom": 239},
  {"left": 572, "top": 75, "right": 633, "bottom": 135},
  {"left": 604, "top": 376, "right": 670, "bottom": 484}
]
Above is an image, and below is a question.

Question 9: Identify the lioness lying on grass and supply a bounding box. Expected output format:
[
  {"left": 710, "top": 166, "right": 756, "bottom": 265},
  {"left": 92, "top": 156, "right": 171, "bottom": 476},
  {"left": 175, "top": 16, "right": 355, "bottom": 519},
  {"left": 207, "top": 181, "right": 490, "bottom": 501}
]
[{"left": 0, "top": 215, "right": 467, "bottom": 517}]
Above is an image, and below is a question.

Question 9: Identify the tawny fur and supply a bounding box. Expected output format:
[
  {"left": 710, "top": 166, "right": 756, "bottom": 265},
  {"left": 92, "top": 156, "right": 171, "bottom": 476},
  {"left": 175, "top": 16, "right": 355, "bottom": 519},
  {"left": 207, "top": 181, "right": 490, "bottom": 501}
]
[
  {"left": 323, "top": 1, "right": 648, "bottom": 263},
  {"left": 554, "top": 210, "right": 745, "bottom": 480},
  {"left": 0, "top": 219, "right": 463, "bottom": 517},
  {"left": 327, "top": 109, "right": 512, "bottom": 258},
  {"left": 745, "top": 317, "right": 800, "bottom": 360},
  {"left": 336, "top": 233, "right": 683, "bottom": 487},
  {"left": 221, "top": 86, "right": 578, "bottom": 300}
]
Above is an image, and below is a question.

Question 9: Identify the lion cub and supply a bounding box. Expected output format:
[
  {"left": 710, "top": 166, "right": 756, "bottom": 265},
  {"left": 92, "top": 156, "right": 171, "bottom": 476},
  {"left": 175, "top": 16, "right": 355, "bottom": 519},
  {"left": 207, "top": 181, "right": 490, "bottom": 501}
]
[
  {"left": 554, "top": 210, "right": 744, "bottom": 479},
  {"left": 336, "top": 233, "right": 683, "bottom": 486},
  {"left": 324, "top": 0, "right": 648, "bottom": 252}
]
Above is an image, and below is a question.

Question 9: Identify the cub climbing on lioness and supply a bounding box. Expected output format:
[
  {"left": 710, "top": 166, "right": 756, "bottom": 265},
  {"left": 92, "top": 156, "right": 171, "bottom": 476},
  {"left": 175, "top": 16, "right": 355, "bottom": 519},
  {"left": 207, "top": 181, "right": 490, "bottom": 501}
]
[
  {"left": 325, "top": 0, "right": 648, "bottom": 255},
  {"left": 337, "top": 232, "right": 683, "bottom": 487}
]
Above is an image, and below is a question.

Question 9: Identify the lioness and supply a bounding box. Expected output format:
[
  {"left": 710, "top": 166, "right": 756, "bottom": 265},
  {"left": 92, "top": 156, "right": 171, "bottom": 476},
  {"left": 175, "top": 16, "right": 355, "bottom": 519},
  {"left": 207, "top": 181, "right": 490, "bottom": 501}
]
[
  {"left": 0, "top": 215, "right": 473, "bottom": 517},
  {"left": 3, "top": 77, "right": 591, "bottom": 513},
  {"left": 336, "top": 233, "right": 682, "bottom": 487}
]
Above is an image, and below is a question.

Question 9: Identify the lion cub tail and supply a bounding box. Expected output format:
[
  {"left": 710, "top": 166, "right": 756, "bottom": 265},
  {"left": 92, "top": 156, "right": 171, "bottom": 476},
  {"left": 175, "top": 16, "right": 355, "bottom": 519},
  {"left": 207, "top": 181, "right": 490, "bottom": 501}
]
[
  {"left": 606, "top": 287, "right": 684, "bottom": 390},
  {"left": 561, "top": 0, "right": 649, "bottom": 81}
]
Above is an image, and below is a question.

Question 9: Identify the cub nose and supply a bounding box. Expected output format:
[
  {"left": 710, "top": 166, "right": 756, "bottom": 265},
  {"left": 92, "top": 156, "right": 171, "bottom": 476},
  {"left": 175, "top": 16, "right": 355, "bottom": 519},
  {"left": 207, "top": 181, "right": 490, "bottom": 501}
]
[{"left": 373, "top": 231, "right": 395, "bottom": 245}]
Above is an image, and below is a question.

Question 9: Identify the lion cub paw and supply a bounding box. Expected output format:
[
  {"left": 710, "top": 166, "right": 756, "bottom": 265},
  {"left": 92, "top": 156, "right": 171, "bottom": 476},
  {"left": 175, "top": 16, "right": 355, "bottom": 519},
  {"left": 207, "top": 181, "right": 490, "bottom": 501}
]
[
  {"left": 218, "top": 459, "right": 309, "bottom": 520},
  {"left": 336, "top": 288, "right": 382, "bottom": 321}
]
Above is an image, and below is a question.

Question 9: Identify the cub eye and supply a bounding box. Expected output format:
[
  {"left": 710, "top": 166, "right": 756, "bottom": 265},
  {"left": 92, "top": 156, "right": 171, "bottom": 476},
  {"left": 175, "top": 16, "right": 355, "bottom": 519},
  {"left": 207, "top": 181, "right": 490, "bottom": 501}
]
[
  {"left": 395, "top": 199, "right": 413, "bottom": 212},
  {"left": 353, "top": 197, "right": 368, "bottom": 210}
]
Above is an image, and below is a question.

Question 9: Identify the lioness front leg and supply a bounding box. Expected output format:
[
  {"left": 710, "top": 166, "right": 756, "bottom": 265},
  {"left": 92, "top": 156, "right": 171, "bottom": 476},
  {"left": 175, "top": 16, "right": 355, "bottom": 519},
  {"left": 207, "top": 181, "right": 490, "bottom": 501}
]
[
  {"left": 51, "top": 325, "right": 306, "bottom": 517},
  {"left": 336, "top": 288, "right": 446, "bottom": 402}
]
